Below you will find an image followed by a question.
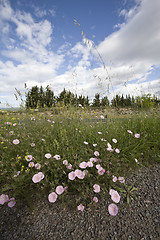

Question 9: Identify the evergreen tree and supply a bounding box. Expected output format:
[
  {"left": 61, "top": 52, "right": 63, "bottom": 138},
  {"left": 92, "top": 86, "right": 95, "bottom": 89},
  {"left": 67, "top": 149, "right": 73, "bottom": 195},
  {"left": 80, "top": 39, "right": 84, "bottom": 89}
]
[{"left": 92, "top": 93, "right": 100, "bottom": 107}]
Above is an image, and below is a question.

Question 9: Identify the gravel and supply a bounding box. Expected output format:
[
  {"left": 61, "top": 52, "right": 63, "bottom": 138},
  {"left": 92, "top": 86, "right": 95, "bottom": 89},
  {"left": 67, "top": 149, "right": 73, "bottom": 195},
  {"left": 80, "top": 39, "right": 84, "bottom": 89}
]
[{"left": 0, "top": 164, "right": 160, "bottom": 240}]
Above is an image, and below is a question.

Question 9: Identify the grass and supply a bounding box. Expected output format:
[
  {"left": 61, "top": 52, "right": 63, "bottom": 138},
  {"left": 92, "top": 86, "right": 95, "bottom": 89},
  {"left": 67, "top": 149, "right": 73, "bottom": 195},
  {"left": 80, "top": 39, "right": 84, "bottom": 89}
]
[{"left": 0, "top": 106, "right": 160, "bottom": 211}]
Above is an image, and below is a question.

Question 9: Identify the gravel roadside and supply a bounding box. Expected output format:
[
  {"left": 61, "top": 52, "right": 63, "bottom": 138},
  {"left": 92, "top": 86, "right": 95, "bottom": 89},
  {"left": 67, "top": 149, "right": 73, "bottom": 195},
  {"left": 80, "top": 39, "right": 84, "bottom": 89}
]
[{"left": 0, "top": 164, "right": 160, "bottom": 240}]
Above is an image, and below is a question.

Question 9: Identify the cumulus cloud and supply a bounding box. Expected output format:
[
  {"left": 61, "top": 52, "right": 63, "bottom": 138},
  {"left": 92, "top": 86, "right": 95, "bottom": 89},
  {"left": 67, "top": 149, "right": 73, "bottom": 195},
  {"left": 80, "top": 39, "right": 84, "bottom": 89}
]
[
  {"left": 0, "top": 0, "right": 160, "bottom": 108},
  {"left": 97, "top": 0, "right": 160, "bottom": 85}
]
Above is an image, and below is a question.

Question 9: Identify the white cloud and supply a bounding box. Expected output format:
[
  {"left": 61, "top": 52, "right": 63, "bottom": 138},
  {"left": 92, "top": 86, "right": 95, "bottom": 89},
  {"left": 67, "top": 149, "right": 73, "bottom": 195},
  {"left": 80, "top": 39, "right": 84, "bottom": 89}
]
[
  {"left": 97, "top": 0, "right": 160, "bottom": 91},
  {"left": 0, "top": 0, "right": 160, "bottom": 108}
]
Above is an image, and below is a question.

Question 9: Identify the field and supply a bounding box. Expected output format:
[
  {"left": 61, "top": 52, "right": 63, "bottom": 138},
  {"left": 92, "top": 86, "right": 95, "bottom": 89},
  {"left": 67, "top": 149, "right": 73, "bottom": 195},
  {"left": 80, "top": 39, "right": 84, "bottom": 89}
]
[{"left": 0, "top": 106, "right": 160, "bottom": 214}]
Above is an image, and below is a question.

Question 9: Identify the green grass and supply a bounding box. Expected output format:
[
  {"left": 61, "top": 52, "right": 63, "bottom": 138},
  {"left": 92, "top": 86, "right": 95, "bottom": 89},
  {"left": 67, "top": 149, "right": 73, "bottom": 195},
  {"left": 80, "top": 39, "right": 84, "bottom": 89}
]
[{"left": 0, "top": 106, "right": 160, "bottom": 210}]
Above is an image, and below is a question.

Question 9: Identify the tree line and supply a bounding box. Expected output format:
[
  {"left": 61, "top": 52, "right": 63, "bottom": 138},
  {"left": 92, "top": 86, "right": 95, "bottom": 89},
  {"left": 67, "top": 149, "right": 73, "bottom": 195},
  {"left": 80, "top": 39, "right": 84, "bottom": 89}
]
[{"left": 25, "top": 85, "right": 160, "bottom": 109}]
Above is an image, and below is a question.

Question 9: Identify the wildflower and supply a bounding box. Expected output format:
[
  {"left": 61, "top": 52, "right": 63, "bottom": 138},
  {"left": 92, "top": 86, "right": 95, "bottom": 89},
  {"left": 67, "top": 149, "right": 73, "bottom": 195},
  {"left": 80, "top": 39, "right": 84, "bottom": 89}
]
[
  {"left": 112, "top": 138, "right": 117, "bottom": 143},
  {"left": 13, "top": 123, "right": 17, "bottom": 126},
  {"left": 96, "top": 164, "right": 101, "bottom": 170},
  {"left": 135, "top": 158, "right": 139, "bottom": 164},
  {"left": 31, "top": 143, "right": 35, "bottom": 147},
  {"left": 77, "top": 203, "right": 84, "bottom": 211},
  {"left": 79, "top": 161, "right": 87, "bottom": 169},
  {"left": 68, "top": 171, "right": 76, "bottom": 180},
  {"left": 87, "top": 161, "right": 93, "bottom": 167},
  {"left": 94, "top": 151, "right": 100, "bottom": 157},
  {"left": 118, "top": 176, "right": 125, "bottom": 183},
  {"left": 107, "top": 143, "right": 113, "bottom": 152},
  {"left": 45, "top": 153, "right": 52, "bottom": 159},
  {"left": 115, "top": 148, "right": 120, "bottom": 154},
  {"left": 93, "top": 197, "right": 98, "bottom": 203},
  {"left": 84, "top": 141, "right": 88, "bottom": 145},
  {"left": 13, "top": 139, "right": 20, "bottom": 145},
  {"left": 28, "top": 162, "right": 34, "bottom": 167},
  {"left": 93, "top": 184, "right": 100, "bottom": 193},
  {"left": 108, "top": 203, "right": 118, "bottom": 216},
  {"left": 67, "top": 163, "right": 72, "bottom": 169},
  {"left": 109, "top": 189, "right": 120, "bottom": 203},
  {"left": 100, "top": 115, "right": 104, "bottom": 119},
  {"left": 63, "top": 160, "right": 68, "bottom": 165},
  {"left": 98, "top": 167, "right": 105, "bottom": 175},
  {"left": 75, "top": 169, "right": 85, "bottom": 179},
  {"left": 41, "top": 138, "right": 45, "bottom": 141},
  {"left": 32, "top": 172, "right": 44, "bottom": 183},
  {"left": 112, "top": 176, "right": 117, "bottom": 182},
  {"left": 127, "top": 130, "right": 133, "bottom": 134},
  {"left": 0, "top": 194, "right": 9, "bottom": 205},
  {"left": 98, "top": 132, "right": 102, "bottom": 135},
  {"left": 90, "top": 157, "right": 98, "bottom": 163},
  {"left": 135, "top": 133, "right": 140, "bottom": 138},
  {"left": 35, "top": 163, "right": 41, "bottom": 169},
  {"left": 93, "top": 144, "right": 97, "bottom": 147},
  {"left": 25, "top": 155, "right": 33, "bottom": 162},
  {"left": 56, "top": 186, "right": 64, "bottom": 195},
  {"left": 8, "top": 197, "right": 16, "bottom": 208},
  {"left": 53, "top": 155, "right": 61, "bottom": 160},
  {"left": 48, "top": 192, "right": 58, "bottom": 203}
]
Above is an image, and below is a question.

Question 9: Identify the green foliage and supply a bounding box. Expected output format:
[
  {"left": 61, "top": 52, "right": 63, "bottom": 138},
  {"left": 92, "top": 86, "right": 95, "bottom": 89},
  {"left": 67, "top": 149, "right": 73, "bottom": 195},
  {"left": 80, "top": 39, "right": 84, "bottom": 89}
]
[{"left": 0, "top": 107, "right": 160, "bottom": 211}]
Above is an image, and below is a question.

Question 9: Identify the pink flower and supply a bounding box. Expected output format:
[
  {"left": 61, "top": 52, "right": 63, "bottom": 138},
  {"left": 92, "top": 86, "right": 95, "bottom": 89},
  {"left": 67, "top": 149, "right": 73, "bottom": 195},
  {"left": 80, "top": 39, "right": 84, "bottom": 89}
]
[
  {"left": 8, "top": 197, "right": 16, "bottom": 208},
  {"left": 53, "top": 155, "right": 61, "bottom": 160},
  {"left": 0, "top": 194, "right": 9, "bottom": 205},
  {"left": 93, "top": 184, "right": 100, "bottom": 193},
  {"left": 77, "top": 203, "right": 84, "bottom": 211},
  {"left": 108, "top": 203, "right": 118, "bottom": 216},
  {"left": 90, "top": 157, "right": 98, "bottom": 163},
  {"left": 94, "top": 151, "right": 100, "bottom": 157},
  {"left": 100, "top": 115, "right": 104, "bottom": 119},
  {"left": 127, "top": 130, "right": 133, "bottom": 134},
  {"left": 118, "top": 176, "right": 125, "bottom": 183},
  {"left": 87, "top": 161, "right": 93, "bottom": 167},
  {"left": 63, "top": 160, "right": 68, "bottom": 165},
  {"left": 32, "top": 172, "right": 44, "bottom": 183},
  {"left": 84, "top": 141, "right": 88, "bottom": 145},
  {"left": 13, "top": 139, "right": 20, "bottom": 145},
  {"left": 28, "top": 162, "right": 34, "bottom": 167},
  {"left": 112, "top": 138, "right": 117, "bottom": 143},
  {"left": 98, "top": 132, "right": 102, "bottom": 135},
  {"left": 75, "top": 169, "right": 85, "bottom": 179},
  {"left": 93, "top": 144, "right": 97, "bottom": 147},
  {"left": 93, "top": 197, "right": 98, "bottom": 203},
  {"left": 96, "top": 164, "right": 101, "bottom": 170},
  {"left": 48, "top": 192, "right": 58, "bottom": 203},
  {"left": 79, "top": 161, "right": 87, "bottom": 169},
  {"left": 45, "top": 153, "right": 52, "bottom": 159},
  {"left": 56, "top": 186, "right": 64, "bottom": 195},
  {"left": 135, "top": 133, "right": 140, "bottom": 138},
  {"left": 112, "top": 176, "right": 117, "bottom": 182},
  {"left": 25, "top": 155, "right": 33, "bottom": 162},
  {"left": 107, "top": 143, "right": 113, "bottom": 152},
  {"left": 98, "top": 167, "right": 105, "bottom": 175},
  {"left": 67, "top": 164, "right": 72, "bottom": 169},
  {"left": 115, "top": 148, "right": 120, "bottom": 154},
  {"left": 68, "top": 171, "right": 76, "bottom": 180},
  {"left": 31, "top": 143, "right": 35, "bottom": 147},
  {"left": 109, "top": 189, "right": 120, "bottom": 203},
  {"left": 35, "top": 163, "right": 41, "bottom": 169}
]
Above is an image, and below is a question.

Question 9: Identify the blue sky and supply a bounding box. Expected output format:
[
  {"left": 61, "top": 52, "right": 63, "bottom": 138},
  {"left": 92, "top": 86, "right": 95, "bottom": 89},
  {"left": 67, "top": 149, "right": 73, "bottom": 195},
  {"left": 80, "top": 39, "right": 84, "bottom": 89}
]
[{"left": 0, "top": 0, "right": 160, "bottom": 108}]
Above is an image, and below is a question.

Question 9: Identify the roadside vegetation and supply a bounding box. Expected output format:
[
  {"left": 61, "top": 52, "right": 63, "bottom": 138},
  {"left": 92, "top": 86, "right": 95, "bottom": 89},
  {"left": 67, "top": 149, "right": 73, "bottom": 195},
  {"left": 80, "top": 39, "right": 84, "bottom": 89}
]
[{"left": 0, "top": 103, "right": 159, "bottom": 215}]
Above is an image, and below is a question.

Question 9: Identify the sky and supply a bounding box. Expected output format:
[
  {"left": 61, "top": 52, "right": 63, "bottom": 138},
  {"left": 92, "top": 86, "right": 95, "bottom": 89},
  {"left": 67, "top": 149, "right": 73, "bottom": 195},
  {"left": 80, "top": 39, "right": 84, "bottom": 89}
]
[{"left": 0, "top": 0, "right": 160, "bottom": 108}]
